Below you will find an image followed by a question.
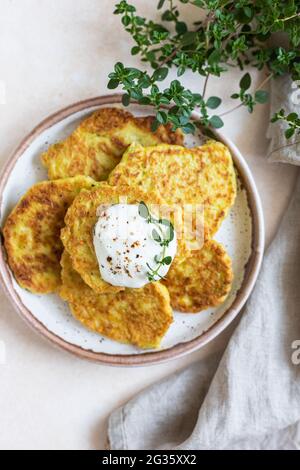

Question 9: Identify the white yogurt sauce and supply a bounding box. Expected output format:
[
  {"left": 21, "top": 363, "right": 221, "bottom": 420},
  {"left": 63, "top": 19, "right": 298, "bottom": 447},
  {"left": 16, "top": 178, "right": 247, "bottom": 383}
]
[{"left": 93, "top": 204, "right": 177, "bottom": 288}]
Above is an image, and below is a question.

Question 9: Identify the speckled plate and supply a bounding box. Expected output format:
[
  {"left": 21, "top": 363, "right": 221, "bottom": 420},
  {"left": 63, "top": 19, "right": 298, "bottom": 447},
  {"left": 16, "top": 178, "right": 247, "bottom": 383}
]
[{"left": 0, "top": 95, "right": 264, "bottom": 366}]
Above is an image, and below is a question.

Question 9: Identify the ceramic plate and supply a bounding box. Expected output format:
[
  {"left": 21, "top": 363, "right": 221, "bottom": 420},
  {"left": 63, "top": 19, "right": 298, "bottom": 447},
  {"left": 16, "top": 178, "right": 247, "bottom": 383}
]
[{"left": 0, "top": 95, "right": 264, "bottom": 366}]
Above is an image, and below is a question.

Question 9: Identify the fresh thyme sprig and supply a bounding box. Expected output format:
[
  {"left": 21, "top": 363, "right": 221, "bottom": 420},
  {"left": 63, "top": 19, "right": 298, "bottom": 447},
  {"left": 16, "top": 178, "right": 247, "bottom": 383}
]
[
  {"left": 138, "top": 201, "right": 174, "bottom": 282},
  {"left": 108, "top": 0, "right": 300, "bottom": 146},
  {"left": 271, "top": 108, "right": 300, "bottom": 139}
]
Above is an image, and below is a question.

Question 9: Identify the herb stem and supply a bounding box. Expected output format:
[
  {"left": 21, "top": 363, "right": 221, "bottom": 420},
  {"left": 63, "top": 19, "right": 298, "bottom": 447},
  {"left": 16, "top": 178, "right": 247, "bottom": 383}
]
[
  {"left": 202, "top": 73, "right": 210, "bottom": 99},
  {"left": 256, "top": 73, "right": 274, "bottom": 91},
  {"left": 270, "top": 140, "right": 300, "bottom": 154},
  {"left": 160, "top": 48, "right": 178, "bottom": 67},
  {"left": 278, "top": 12, "right": 300, "bottom": 23},
  {"left": 147, "top": 244, "right": 168, "bottom": 281},
  {"left": 218, "top": 102, "right": 243, "bottom": 117}
]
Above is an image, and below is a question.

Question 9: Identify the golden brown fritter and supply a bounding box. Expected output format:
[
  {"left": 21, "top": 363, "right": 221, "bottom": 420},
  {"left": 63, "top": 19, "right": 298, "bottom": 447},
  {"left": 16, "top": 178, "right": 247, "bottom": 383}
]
[
  {"left": 61, "top": 182, "right": 166, "bottom": 295},
  {"left": 41, "top": 107, "right": 183, "bottom": 181},
  {"left": 163, "top": 240, "right": 233, "bottom": 313},
  {"left": 108, "top": 141, "right": 237, "bottom": 244},
  {"left": 60, "top": 251, "right": 173, "bottom": 349},
  {"left": 3, "top": 176, "right": 96, "bottom": 294}
]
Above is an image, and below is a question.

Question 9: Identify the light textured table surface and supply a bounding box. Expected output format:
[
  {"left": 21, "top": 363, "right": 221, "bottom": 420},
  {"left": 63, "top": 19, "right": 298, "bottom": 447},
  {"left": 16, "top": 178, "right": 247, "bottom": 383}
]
[{"left": 0, "top": 0, "right": 298, "bottom": 450}]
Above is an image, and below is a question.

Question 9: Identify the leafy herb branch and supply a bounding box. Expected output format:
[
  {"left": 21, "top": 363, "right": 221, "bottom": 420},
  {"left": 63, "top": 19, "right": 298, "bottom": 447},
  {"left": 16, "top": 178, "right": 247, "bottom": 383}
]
[
  {"left": 271, "top": 108, "right": 300, "bottom": 139},
  {"left": 138, "top": 201, "right": 174, "bottom": 282},
  {"left": 108, "top": 0, "right": 300, "bottom": 144}
]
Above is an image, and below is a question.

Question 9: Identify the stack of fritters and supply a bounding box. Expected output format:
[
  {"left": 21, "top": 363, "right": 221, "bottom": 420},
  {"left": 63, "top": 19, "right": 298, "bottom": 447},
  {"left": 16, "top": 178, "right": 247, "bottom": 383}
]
[{"left": 3, "top": 107, "right": 236, "bottom": 349}]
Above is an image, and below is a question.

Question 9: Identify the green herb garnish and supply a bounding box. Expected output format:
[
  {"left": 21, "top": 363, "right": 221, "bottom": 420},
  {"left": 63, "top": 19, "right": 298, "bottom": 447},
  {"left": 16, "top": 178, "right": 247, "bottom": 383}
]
[
  {"left": 138, "top": 201, "right": 174, "bottom": 282},
  {"left": 108, "top": 0, "right": 300, "bottom": 149}
]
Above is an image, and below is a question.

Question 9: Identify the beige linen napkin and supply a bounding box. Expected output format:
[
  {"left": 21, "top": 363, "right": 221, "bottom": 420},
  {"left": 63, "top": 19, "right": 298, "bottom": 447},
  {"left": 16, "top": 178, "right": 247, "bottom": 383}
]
[{"left": 108, "top": 75, "right": 300, "bottom": 450}]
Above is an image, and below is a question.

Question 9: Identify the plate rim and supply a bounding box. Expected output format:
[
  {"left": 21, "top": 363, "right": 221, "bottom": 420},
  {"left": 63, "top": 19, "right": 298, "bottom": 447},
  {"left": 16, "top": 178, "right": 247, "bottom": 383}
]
[{"left": 0, "top": 94, "right": 265, "bottom": 367}]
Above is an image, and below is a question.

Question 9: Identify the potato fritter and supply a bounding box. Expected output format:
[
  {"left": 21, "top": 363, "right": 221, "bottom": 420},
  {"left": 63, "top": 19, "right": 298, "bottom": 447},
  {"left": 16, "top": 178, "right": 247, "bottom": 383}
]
[
  {"left": 61, "top": 182, "right": 165, "bottom": 295},
  {"left": 108, "top": 141, "right": 237, "bottom": 243},
  {"left": 3, "top": 176, "right": 96, "bottom": 294},
  {"left": 163, "top": 240, "right": 233, "bottom": 313},
  {"left": 60, "top": 251, "right": 173, "bottom": 349},
  {"left": 41, "top": 107, "right": 183, "bottom": 181}
]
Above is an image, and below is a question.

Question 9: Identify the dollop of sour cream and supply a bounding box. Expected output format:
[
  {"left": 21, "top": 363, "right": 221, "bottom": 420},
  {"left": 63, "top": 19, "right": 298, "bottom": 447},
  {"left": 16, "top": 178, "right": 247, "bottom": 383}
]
[{"left": 93, "top": 204, "right": 177, "bottom": 288}]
